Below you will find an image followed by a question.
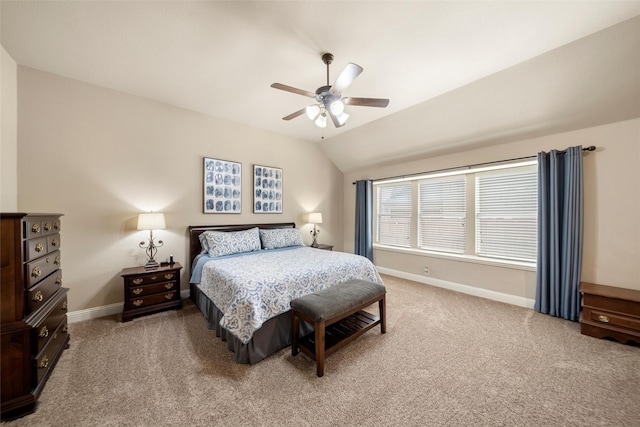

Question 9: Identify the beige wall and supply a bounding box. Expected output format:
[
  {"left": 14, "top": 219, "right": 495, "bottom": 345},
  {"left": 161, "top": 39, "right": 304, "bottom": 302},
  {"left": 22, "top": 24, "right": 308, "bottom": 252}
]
[
  {"left": 344, "top": 119, "right": 640, "bottom": 298},
  {"left": 1, "top": 46, "right": 18, "bottom": 211},
  {"left": 17, "top": 67, "right": 343, "bottom": 312}
]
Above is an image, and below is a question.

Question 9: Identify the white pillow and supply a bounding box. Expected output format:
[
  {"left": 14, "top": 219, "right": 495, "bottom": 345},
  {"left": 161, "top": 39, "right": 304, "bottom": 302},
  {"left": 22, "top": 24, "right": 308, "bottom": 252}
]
[
  {"left": 259, "top": 228, "right": 304, "bottom": 250},
  {"left": 203, "top": 227, "right": 261, "bottom": 257}
]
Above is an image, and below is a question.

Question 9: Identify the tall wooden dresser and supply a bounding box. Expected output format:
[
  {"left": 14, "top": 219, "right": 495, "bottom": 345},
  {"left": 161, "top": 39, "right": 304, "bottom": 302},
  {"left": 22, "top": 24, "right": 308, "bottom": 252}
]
[{"left": 1, "top": 213, "right": 69, "bottom": 419}]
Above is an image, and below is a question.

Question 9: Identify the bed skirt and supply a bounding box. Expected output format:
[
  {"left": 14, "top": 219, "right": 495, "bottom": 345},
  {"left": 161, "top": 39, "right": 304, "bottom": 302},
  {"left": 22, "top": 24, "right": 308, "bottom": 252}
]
[{"left": 190, "top": 283, "right": 313, "bottom": 364}]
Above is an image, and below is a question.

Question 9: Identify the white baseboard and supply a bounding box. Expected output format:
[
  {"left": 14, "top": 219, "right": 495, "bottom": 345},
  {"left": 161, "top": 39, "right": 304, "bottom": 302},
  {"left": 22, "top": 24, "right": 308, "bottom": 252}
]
[
  {"left": 376, "top": 266, "right": 536, "bottom": 309},
  {"left": 67, "top": 289, "right": 191, "bottom": 324}
]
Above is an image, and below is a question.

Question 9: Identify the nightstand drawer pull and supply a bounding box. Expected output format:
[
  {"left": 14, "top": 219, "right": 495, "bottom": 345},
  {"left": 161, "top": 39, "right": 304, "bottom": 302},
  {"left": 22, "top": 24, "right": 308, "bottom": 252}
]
[
  {"left": 132, "top": 288, "right": 143, "bottom": 295},
  {"left": 54, "top": 256, "right": 61, "bottom": 266},
  {"left": 598, "top": 315, "right": 609, "bottom": 323},
  {"left": 165, "top": 283, "right": 174, "bottom": 290},
  {"left": 32, "top": 266, "right": 41, "bottom": 278},
  {"left": 133, "top": 278, "right": 143, "bottom": 285},
  {"left": 56, "top": 275, "right": 62, "bottom": 285},
  {"left": 51, "top": 238, "right": 59, "bottom": 247},
  {"left": 164, "top": 273, "right": 174, "bottom": 280},
  {"left": 35, "top": 242, "right": 44, "bottom": 252},
  {"left": 31, "top": 223, "right": 41, "bottom": 234},
  {"left": 44, "top": 222, "right": 52, "bottom": 232},
  {"left": 39, "top": 325, "right": 49, "bottom": 339},
  {"left": 62, "top": 325, "right": 68, "bottom": 334},
  {"left": 165, "top": 293, "right": 175, "bottom": 300},
  {"left": 150, "top": 276, "right": 158, "bottom": 281},
  {"left": 39, "top": 355, "right": 49, "bottom": 369},
  {"left": 34, "top": 290, "right": 44, "bottom": 302},
  {"left": 62, "top": 301, "right": 68, "bottom": 311},
  {"left": 133, "top": 299, "right": 143, "bottom": 307}
]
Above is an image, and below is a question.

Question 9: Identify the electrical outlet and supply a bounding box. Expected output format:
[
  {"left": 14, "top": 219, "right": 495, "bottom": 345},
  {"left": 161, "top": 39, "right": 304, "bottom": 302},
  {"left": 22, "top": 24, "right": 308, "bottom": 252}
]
[{"left": 424, "top": 267, "right": 429, "bottom": 275}]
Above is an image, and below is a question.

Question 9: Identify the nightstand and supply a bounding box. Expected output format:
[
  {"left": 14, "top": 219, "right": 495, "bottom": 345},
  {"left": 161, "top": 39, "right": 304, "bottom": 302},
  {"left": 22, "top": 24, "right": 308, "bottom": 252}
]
[
  {"left": 121, "top": 263, "right": 182, "bottom": 322},
  {"left": 312, "top": 244, "right": 333, "bottom": 251}
]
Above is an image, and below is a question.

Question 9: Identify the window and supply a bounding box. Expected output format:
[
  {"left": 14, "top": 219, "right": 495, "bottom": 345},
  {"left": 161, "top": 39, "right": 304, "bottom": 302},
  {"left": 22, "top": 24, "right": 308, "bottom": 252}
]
[
  {"left": 418, "top": 176, "right": 466, "bottom": 254},
  {"left": 377, "top": 183, "right": 412, "bottom": 247},
  {"left": 374, "top": 161, "right": 537, "bottom": 265},
  {"left": 476, "top": 166, "right": 537, "bottom": 262}
]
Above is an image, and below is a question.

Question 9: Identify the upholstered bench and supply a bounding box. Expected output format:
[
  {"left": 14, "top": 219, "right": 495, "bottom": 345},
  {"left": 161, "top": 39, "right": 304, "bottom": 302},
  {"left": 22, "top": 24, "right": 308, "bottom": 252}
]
[{"left": 290, "top": 279, "right": 386, "bottom": 377}]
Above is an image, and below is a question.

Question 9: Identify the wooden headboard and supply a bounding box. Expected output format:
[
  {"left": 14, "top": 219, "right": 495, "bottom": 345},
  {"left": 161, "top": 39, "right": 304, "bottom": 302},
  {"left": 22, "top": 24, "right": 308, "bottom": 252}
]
[{"left": 188, "top": 222, "right": 296, "bottom": 271}]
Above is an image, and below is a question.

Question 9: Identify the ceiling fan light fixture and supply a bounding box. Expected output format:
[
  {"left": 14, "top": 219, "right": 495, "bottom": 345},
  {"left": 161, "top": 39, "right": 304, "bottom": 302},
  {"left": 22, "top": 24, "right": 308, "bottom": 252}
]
[
  {"left": 337, "top": 112, "right": 349, "bottom": 126},
  {"left": 305, "top": 104, "right": 320, "bottom": 120},
  {"left": 330, "top": 99, "right": 345, "bottom": 115},
  {"left": 315, "top": 114, "right": 327, "bottom": 128}
]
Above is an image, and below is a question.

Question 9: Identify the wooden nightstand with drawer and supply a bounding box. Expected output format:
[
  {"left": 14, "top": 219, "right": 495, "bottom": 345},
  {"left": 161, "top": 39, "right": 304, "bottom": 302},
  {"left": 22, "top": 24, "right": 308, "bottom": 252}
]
[
  {"left": 580, "top": 282, "right": 640, "bottom": 345},
  {"left": 121, "top": 263, "right": 182, "bottom": 322}
]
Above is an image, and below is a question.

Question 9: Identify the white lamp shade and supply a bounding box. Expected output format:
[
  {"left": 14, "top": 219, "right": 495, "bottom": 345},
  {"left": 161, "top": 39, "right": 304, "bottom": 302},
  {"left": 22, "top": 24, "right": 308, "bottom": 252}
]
[
  {"left": 137, "top": 212, "right": 166, "bottom": 230},
  {"left": 308, "top": 212, "right": 323, "bottom": 224},
  {"left": 305, "top": 105, "right": 320, "bottom": 120},
  {"left": 315, "top": 114, "right": 327, "bottom": 128},
  {"left": 330, "top": 100, "right": 345, "bottom": 115}
]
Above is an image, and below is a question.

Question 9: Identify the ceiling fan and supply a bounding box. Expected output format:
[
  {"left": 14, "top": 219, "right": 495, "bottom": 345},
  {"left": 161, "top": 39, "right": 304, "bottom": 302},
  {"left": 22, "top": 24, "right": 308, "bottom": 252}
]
[{"left": 271, "top": 53, "right": 389, "bottom": 129}]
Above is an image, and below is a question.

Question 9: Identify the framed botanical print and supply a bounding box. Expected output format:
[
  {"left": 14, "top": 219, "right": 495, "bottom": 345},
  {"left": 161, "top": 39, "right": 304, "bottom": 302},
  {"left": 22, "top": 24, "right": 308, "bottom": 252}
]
[
  {"left": 253, "top": 164, "right": 282, "bottom": 213},
  {"left": 203, "top": 157, "right": 242, "bottom": 213}
]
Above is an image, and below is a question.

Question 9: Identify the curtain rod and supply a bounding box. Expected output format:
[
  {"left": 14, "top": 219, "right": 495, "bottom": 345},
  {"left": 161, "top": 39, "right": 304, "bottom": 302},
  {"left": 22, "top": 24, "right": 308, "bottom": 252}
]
[{"left": 353, "top": 145, "right": 596, "bottom": 185}]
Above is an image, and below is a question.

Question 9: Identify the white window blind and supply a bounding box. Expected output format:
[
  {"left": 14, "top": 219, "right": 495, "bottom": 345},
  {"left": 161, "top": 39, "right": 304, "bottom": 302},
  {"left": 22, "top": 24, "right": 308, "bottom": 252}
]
[
  {"left": 377, "top": 183, "right": 412, "bottom": 247},
  {"left": 418, "top": 176, "right": 466, "bottom": 253},
  {"left": 476, "top": 166, "right": 537, "bottom": 262}
]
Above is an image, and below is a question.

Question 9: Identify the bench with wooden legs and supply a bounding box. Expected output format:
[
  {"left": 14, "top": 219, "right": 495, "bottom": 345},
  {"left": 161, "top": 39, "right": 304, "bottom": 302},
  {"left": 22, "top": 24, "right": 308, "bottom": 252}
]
[{"left": 290, "top": 279, "right": 386, "bottom": 377}]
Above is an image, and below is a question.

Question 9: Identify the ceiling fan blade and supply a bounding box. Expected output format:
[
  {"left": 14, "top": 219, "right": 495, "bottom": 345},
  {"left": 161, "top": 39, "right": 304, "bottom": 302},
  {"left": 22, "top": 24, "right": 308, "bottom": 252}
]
[
  {"left": 329, "top": 63, "right": 363, "bottom": 95},
  {"left": 282, "top": 108, "right": 306, "bottom": 121},
  {"left": 271, "top": 83, "right": 316, "bottom": 98},
  {"left": 343, "top": 97, "right": 389, "bottom": 108}
]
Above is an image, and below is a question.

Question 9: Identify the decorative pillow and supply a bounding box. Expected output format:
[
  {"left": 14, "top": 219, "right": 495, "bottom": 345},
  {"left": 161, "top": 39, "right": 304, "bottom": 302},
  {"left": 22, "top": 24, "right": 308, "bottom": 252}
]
[
  {"left": 203, "top": 227, "right": 261, "bottom": 257},
  {"left": 199, "top": 233, "right": 210, "bottom": 254},
  {"left": 259, "top": 228, "right": 304, "bottom": 250}
]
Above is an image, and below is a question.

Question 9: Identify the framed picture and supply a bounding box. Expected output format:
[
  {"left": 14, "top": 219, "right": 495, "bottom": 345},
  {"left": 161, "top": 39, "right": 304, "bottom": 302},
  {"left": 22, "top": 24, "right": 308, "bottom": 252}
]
[
  {"left": 253, "top": 165, "right": 282, "bottom": 213},
  {"left": 203, "top": 157, "right": 242, "bottom": 213}
]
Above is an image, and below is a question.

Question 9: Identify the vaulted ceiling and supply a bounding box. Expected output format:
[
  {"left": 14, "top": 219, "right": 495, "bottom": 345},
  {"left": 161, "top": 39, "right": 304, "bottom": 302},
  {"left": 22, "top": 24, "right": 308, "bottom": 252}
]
[{"left": 2, "top": 1, "right": 639, "bottom": 172}]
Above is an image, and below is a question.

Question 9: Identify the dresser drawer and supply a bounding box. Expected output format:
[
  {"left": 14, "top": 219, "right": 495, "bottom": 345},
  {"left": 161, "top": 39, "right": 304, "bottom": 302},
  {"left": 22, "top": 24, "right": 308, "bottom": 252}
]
[
  {"left": 125, "top": 270, "right": 178, "bottom": 287},
  {"left": 26, "top": 250, "right": 61, "bottom": 288},
  {"left": 35, "top": 317, "right": 68, "bottom": 385},
  {"left": 128, "top": 280, "right": 178, "bottom": 298},
  {"left": 27, "top": 270, "right": 63, "bottom": 314},
  {"left": 34, "top": 294, "right": 68, "bottom": 354},
  {"left": 584, "top": 308, "right": 640, "bottom": 332},
  {"left": 129, "top": 290, "right": 179, "bottom": 309},
  {"left": 23, "top": 217, "right": 61, "bottom": 239}
]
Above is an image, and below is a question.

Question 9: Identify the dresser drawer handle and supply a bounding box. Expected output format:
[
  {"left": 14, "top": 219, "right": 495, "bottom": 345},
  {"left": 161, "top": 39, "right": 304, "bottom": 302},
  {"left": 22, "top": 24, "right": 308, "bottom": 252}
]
[
  {"left": 54, "top": 256, "right": 61, "bottom": 266},
  {"left": 62, "top": 325, "right": 68, "bottom": 334},
  {"left": 56, "top": 275, "right": 62, "bottom": 285},
  {"left": 165, "top": 283, "right": 174, "bottom": 290},
  {"left": 132, "top": 288, "right": 143, "bottom": 295},
  {"left": 165, "top": 293, "right": 175, "bottom": 300},
  {"left": 39, "top": 325, "right": 49, "bottom": 339},
  {"left": 39, "top": 355, "right": 49, "bottom": 369},
  {"left": 34, "top": 291, "right": 44, "bottom": 302},
  {"left": 133, "top": 278, "right": 143, "bottom": 285},
  {"left": 35, "top": 243, "right": 44, "bottom": 253},
  {"left": 62, "top": 301, "right": 68, "bottom": 311},
  {"left": 31, "top": 223, "right": 40, "bottom": 234},
  {"left": 44, "top": 222, "right": 52, "bottom": 232},
  {"left": 165, "top": 273, "right": 174, "bottom": 280},
  {"left": 32, "top": 266, "right": 41, "bottom": 278},
  {"left": 51, "top": 238, "right": 59, "bottom": 247},
  {"left": 54, "top": 222, "right": 60, "bottom": 231},
  {"left": 150, "top": 276, "right": 158, "bottom": 281},
  {"left": 598, "top": 315, "right": 609, "bottom": 323},
  {"left": 133, "top": 299, "right": 143, "bottom": 307}
]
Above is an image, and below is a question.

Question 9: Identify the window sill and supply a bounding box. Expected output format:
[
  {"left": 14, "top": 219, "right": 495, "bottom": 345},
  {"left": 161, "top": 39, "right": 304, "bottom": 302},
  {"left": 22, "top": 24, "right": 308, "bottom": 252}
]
[{"left": 373, "top": 244, "right": 536, "bottom": 272}]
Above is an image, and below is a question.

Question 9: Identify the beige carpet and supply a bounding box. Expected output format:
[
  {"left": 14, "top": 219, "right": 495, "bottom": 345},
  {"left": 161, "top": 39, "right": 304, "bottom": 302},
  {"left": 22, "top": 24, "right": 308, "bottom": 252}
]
[{"left": 5, "top": 274, "right": 640, "bottom": 426}]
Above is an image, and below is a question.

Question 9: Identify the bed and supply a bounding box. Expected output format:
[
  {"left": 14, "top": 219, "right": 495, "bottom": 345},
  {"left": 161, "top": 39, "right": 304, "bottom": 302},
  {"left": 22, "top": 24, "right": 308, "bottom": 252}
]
[{"left": 188, "top": 222, "right": 383, "bottom": 364}]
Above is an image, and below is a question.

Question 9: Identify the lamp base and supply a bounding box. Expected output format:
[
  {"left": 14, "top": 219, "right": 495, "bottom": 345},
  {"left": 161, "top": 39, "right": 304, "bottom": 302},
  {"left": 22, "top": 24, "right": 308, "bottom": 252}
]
[
  {"left": 311, "top": 242, "right": 319, "bottom": 248},
  {"left": 144, "top": 260, "right": 160, "bottom": 269}
]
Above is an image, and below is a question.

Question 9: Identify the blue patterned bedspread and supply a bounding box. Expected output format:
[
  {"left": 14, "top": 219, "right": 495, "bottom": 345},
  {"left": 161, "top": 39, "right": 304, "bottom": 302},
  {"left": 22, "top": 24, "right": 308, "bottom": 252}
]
[{"left": 195, "top": 247, "right": 382, "bottom": 344}]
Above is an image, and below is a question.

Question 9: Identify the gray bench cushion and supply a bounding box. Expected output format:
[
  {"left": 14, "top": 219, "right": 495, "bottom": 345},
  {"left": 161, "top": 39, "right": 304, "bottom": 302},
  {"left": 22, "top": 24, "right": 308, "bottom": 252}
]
[{"left": 290, "top": 279, "right": 386, "bottom": 322}]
